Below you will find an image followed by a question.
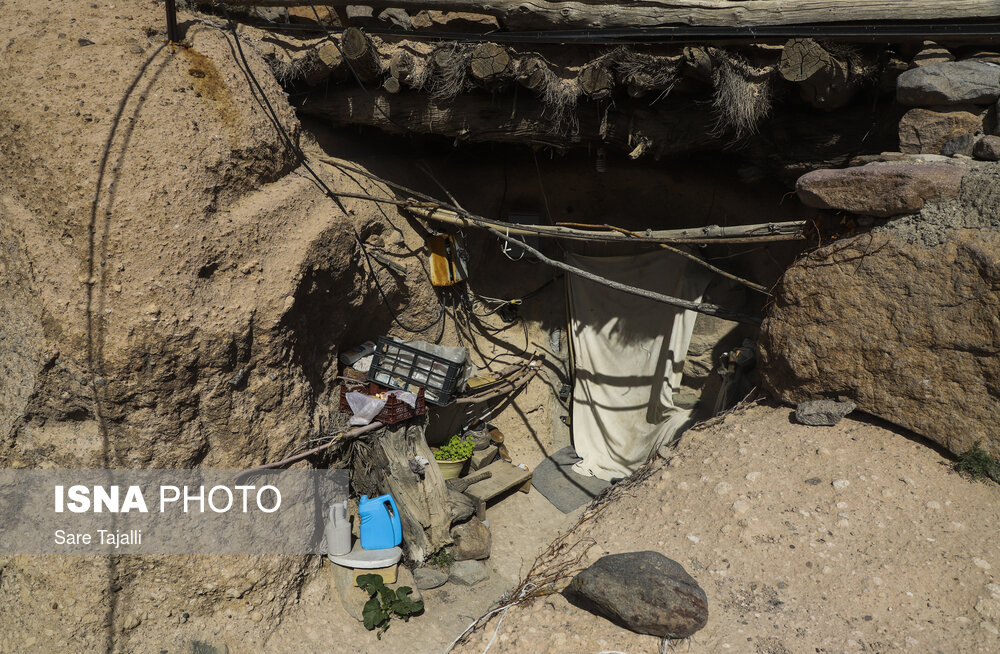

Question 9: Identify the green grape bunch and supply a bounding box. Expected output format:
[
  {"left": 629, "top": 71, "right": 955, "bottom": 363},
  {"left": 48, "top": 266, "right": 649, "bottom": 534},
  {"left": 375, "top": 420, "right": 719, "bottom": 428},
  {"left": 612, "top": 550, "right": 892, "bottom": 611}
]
[{"left": 434, "top": 434, "right": 475, "bottom": 461}]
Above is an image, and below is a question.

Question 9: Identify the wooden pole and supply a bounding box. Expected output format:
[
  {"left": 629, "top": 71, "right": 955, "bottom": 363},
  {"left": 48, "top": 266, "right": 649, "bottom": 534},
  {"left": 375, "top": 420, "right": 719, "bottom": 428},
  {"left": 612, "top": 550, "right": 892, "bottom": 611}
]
[
  {"left": 165, "top": 0, "right": 180, "bottom": 43},
  {"left": 216, "top": 1, "right": 1000, "bottom": 30},
  {"left": 404, "top": 204, "right": 808, "bottom": 244}
]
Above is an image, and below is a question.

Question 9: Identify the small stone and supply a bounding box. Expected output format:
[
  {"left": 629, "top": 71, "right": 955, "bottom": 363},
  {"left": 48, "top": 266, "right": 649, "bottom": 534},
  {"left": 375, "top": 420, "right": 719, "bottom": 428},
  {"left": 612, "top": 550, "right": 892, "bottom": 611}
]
[
  {"left": 687, "top": 534, "right": 700, "bottom": 544},
  {"left": 413, "top": 567, "right": 448, "bottom": 590},
  {"left": 731, "top": 500, "right": 751, "bottom": 515},
  {"left": 897, "top": 61, "right": 1000, "bottom": 106},
  {"left": 449, "top": 560, "right": 488, "bottom": 586},
  {"left": 714, "top": 481, "right": 732, "bottom": 496},
  {"left": 941, "top": 133, "right": 978, "bottom": 157},
  {"left": 899, "top": 106, "right": 984, "bottom": 154},
  {"left": 974, "top": 558, "right": 992, "bottom": 570},
  {"left": 832, "top": 479, "right": 850, "bottom": 490},
  {"left": 926, "top": 501, "right": 942, "bottom": 510},
  {"left": 911, "top": 43, "right": 954, "bottom": 68},
  {"left": 563, "top": 551, "right": 708, "bottom": 638},
  {"left": 451, "top": 517, "right": 491, "bottom": 561},
  {"left": 745, "top": 471, "right": 761, "bottom": 482},
  {"left": 816, "top": 447, "right": 832, "bottom": 456},
  {"left": 795, "top": 399, "right": 857, "bottom": 426},
  {"left": 805, "top": 477, "right": 822, "bottom": 486},
  {"left": 973, "top": 135, "right": 1000, "bottom": 161}
]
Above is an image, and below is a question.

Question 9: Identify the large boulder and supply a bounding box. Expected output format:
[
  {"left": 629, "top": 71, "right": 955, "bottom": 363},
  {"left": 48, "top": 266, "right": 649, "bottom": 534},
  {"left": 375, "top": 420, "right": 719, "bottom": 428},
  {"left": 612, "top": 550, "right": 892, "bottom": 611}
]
[
  {"left": 897, "top": 61, "right": 1000, "bottom": 106},
  {"left": 563, "top": 551, "right": 708, "bottom": 638},
  {"left": 795, "top": 162, "right": 967, "bottom": 217},
  {"left": 898, "top": 107, "right": 983, "bottom": 154},
  {"left": 760, "top": 217, "right": 1000, "bottom": 458}
]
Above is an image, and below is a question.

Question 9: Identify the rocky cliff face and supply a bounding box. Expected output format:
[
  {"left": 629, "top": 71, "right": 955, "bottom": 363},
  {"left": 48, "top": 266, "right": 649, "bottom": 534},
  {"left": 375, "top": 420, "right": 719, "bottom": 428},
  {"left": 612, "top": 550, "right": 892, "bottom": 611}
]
[
  {"left": 761, "top": 168, "right": 1000, "bottom": 458},
  {"left": 0, "top": 1, "right": 437, "bottom": 650}
]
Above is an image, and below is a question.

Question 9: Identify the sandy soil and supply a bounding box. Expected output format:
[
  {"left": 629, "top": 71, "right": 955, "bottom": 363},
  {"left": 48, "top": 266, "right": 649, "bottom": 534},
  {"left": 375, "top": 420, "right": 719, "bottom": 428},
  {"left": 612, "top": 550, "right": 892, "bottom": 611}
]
[{"left": 452, "top": 402, "right": 1000, "bottom": 654}]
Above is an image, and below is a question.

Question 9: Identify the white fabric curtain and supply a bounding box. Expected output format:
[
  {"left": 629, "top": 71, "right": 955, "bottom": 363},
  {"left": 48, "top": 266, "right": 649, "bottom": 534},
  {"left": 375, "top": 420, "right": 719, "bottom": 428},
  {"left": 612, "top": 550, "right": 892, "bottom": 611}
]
[{"left": 567, "top": 250, "right": 710, "bottom": 481}]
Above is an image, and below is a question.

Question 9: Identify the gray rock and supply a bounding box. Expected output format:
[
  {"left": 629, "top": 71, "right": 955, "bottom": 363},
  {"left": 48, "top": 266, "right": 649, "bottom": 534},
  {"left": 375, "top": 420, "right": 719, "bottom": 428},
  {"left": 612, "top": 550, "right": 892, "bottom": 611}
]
[
  {"left": 563, "top": 551, "right": 708, "bottom": 638},
  {"left": 413, "top": 567, "right": 448, "bottom": 590},
  {"left": 973, "top": 135, "right": 1000, "bottom": 161},
  {"left": 898, "top": 107, "right": 983, "bottom": 155},
  {"left": 329, "top": 564, "right": 368, "bottom": 622},
  {"left": 911, "top": 44, "right": 954, "bottom": 68},
  {"left": 796, "top": 163, "right": 967, "bottom": 217},
  {"left": 941, "top": 133, "right": 979, "bottom": 157},
  {"left": 796, "top": 399, "right": 857, "bottom": 426},
  {"left": 897, "top": 61, "right": 1000, "bottom": 106},
  {"left": 449, "top": 560, "right": 489, "bottom": 586},
  {"left": 447, "top": 489, "right": 476, "bottom": 524},
  {"left": 450, "top": 516, "right": 491, "bottom": 561},
  {"left": 395, "top": 565, "right": 422, "bottom": 603}
]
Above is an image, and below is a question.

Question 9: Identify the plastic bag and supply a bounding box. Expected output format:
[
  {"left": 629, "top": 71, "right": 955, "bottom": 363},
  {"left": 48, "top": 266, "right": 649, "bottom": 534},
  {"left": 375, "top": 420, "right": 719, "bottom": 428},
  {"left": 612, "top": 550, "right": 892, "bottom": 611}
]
[{"left": 346, "top": 392, "right": 386, "bottom": 426}]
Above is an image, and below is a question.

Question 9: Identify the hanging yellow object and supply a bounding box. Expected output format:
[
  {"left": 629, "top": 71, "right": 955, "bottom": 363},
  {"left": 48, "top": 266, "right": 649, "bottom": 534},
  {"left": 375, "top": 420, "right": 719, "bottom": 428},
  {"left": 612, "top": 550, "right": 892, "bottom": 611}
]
[{"left": 427, "top": 234, "right": 467, "bottom": 286}]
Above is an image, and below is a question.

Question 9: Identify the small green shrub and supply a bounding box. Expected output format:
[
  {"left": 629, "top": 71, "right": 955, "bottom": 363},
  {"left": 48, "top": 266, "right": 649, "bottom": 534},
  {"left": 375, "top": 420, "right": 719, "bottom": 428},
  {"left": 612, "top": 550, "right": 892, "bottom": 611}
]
[
  {"left": 426, "top": 546, "right": 454, "bottom": 569},
  {"left": 356, "top": 573, "right": 423, "bottom": 638},
  {"left": 954, "top": 441, "right": 1000, "bottom": 484},
  {"left": 433, "top": 434, "right": 474, "bottom": 461}
]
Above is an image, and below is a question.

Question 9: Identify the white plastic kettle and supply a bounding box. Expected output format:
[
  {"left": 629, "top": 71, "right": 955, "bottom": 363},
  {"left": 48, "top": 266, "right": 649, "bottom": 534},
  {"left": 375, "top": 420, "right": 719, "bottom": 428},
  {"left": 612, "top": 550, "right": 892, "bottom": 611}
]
[{"left": 325, "top": 500, "right": 352, "bottom": 556}]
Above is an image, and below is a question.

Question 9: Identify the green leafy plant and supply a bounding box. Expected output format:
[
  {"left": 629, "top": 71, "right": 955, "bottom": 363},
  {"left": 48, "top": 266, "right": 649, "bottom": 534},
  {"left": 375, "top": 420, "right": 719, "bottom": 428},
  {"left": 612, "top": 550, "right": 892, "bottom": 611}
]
[
  {"left": 954, "top": 441, "right": 1000, "bottom": 484},
  {"left": 433, "top": 434, "right": 474, "bottom": 461},
  {"left": 356, "top": 573, "right": 423, "bottom": 638},
  {"left": 426, "top": 546, "right": 454, "bottom": 569}
]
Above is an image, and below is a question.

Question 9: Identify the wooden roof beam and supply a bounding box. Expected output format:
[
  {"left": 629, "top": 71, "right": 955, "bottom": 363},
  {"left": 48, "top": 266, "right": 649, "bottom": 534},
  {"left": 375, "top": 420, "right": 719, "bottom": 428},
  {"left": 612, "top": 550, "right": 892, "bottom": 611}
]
[{"left": 219, "top": 0, "right": 1000, "bottom": 30}]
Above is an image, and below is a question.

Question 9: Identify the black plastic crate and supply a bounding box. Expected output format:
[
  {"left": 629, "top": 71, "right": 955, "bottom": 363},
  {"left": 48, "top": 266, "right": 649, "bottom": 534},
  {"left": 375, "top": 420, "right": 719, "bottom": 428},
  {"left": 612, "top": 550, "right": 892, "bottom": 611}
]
[{"left": 366, "top": 337, "right": 464, "bottom": 406}]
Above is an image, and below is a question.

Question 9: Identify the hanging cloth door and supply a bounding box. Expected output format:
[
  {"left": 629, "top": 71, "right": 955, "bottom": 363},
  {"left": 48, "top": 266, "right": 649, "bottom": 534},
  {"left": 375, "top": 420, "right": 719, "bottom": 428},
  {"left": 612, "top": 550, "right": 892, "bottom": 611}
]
[{"left": 567, "top": 250, "right": 710, "bottom": 481}]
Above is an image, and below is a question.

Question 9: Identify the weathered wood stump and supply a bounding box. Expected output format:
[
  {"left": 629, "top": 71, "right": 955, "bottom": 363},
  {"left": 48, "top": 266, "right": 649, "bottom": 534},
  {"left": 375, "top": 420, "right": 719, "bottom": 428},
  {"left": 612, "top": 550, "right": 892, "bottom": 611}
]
[{"left": 353, "top": 420, "right": 451, "bottom": 562}]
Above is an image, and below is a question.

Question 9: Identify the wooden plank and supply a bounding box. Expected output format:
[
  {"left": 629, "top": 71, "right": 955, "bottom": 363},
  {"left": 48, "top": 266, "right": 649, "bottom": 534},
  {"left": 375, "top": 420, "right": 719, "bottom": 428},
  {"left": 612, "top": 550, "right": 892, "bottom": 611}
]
[
  {"left": 470, "top": 445, "right": 499, "bottom": 471},
  {"left": 221, "top": 1, "right": 1000, "bottom": 31},
  {"left": 464, "top": 460, "right": 532, "bottom": 503}
]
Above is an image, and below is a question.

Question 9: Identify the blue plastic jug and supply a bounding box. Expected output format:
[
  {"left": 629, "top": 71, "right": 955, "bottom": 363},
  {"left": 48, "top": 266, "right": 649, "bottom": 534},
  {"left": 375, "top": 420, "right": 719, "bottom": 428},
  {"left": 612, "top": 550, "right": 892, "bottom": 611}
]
[{"left": 359, "top": 494, "right": 402, "bottom": 550}]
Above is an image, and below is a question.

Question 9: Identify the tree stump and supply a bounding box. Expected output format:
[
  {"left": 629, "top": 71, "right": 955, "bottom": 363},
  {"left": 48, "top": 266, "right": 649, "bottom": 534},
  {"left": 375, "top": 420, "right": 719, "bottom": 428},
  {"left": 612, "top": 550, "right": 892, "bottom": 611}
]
[{"left": 354, "top": 420, "right": 451, "bottom": 563}]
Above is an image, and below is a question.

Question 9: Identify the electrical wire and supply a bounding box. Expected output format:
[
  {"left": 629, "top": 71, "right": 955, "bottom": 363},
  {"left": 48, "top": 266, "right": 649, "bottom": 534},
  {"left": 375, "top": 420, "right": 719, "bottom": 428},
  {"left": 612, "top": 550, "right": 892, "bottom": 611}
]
[{"left": 213, "top": 1, "right": 444, "bottom": 334}]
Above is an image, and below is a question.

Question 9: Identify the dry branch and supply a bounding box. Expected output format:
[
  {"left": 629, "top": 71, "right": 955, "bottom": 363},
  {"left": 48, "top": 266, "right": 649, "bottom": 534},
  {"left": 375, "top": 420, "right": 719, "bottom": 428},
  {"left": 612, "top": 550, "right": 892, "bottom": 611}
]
[{"left": 404, "top": 204, "right": 809, "bottom": 244}]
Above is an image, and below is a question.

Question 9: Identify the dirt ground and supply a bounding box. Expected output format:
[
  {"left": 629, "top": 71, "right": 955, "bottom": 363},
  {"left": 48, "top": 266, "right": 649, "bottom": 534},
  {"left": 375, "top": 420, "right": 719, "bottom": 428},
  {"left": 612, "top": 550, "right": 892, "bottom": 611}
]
[{"left": 449, "top": 402, "right": 1000, "bottom": 654}]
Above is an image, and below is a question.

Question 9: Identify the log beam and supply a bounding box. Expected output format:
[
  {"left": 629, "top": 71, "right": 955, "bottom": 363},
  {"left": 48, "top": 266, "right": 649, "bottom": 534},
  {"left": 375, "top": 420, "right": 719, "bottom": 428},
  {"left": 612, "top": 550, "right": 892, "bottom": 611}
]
[
  {"left": 298, "top": 85, "right": 718, "bottom": 157},
  {"left": 219, "top": 1, "right": 1000, "bottom": 30}
]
